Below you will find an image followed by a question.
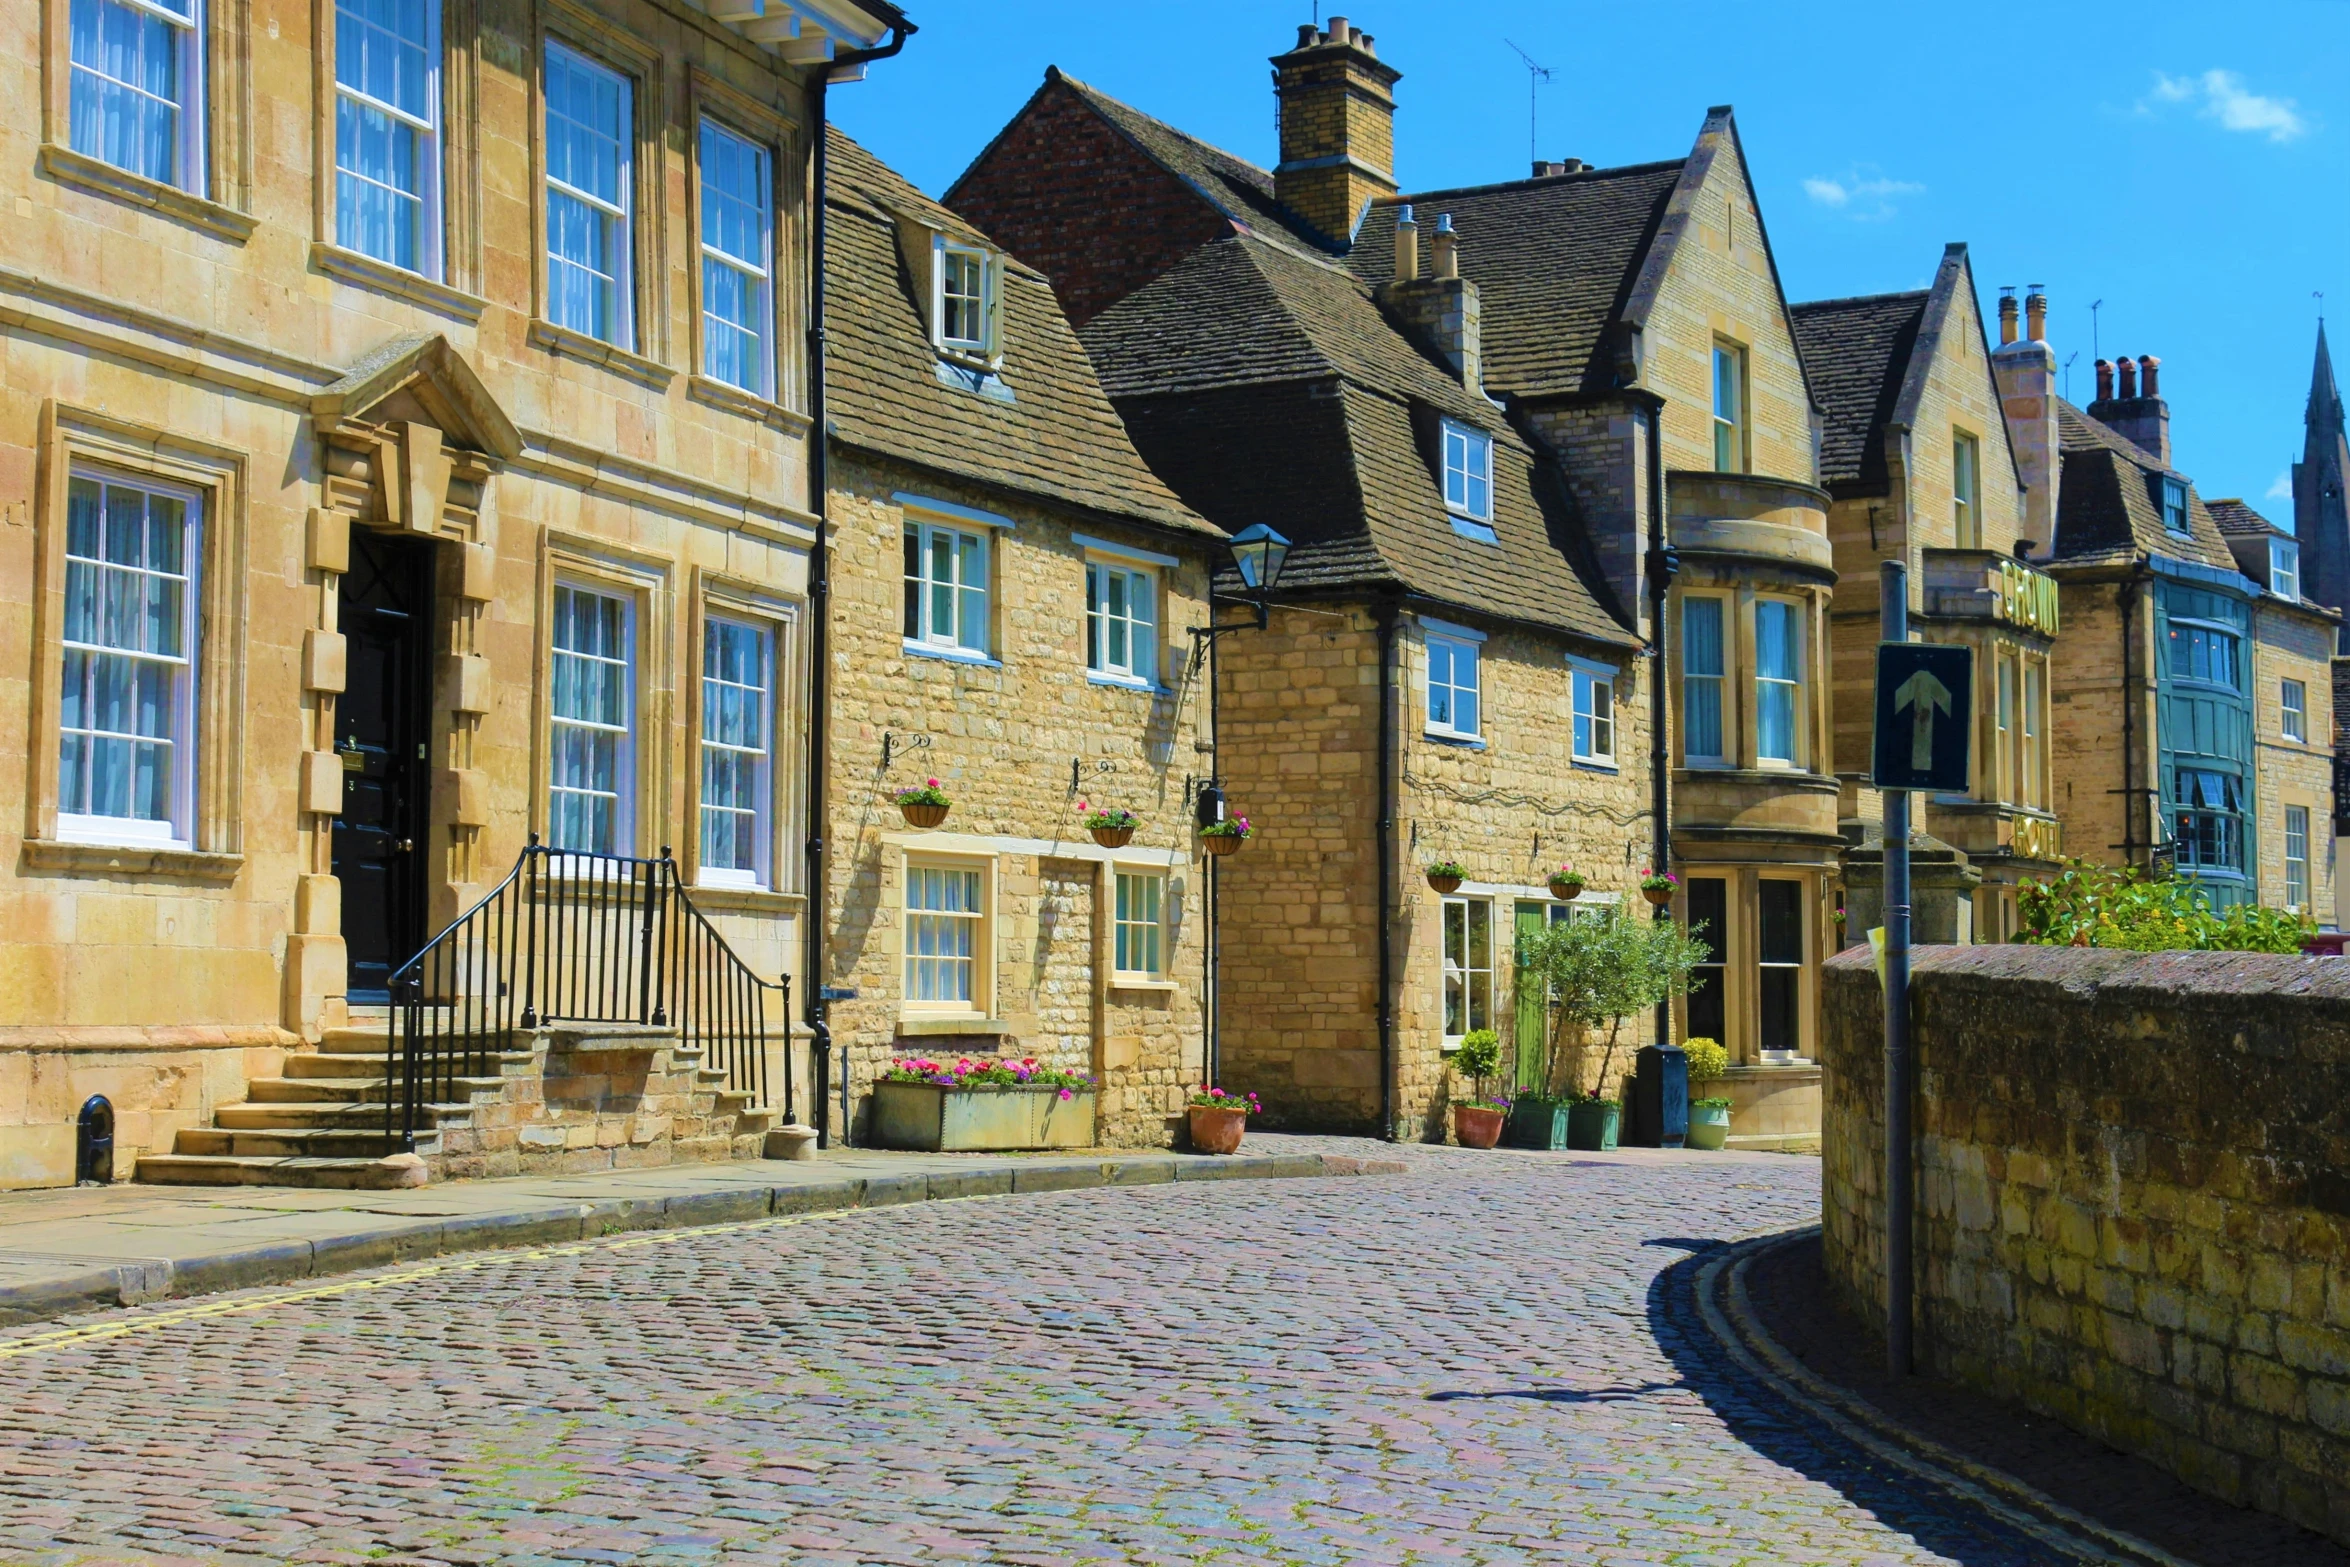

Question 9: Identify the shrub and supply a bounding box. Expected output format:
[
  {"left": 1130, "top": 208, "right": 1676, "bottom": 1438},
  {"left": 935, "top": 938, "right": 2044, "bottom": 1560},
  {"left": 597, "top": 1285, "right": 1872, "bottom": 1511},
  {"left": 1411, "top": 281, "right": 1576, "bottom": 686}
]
[
  {"left": 1523, "top": 909, "right": 1710, "bottom": 1099},
  {"left": 2017, "top": 860, "right": 2313, "bottom": 953},
  {"left": 1681, "top": 1036, "right": 1729, "bottom": 1083}
]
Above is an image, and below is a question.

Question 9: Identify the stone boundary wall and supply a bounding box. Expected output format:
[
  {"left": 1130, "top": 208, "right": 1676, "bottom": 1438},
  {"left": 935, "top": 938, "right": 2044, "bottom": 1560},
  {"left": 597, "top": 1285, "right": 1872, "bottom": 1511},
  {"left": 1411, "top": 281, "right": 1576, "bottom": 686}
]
[{"left": 1821, "top": 944, "right": 2350, "bottom": 1545}]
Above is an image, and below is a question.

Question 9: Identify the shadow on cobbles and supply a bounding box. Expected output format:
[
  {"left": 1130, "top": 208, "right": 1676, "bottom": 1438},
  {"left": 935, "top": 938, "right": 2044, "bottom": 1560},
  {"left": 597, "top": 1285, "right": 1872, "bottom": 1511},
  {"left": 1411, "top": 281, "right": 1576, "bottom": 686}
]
[
  {"left": 1640, "top": 1237, "right": 2061, "bottom": 1567},
  {"left": 1427, "top": 1380, "right": 1685, "bottom": 1405}
]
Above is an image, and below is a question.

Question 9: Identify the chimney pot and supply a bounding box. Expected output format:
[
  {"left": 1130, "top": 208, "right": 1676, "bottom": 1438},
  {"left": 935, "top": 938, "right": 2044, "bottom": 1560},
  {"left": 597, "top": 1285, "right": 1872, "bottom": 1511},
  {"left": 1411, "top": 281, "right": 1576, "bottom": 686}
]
[
  {"left": 2095, "top": 358, "right": 2114, "bottom": 400},
  {"left": 1296, "top": 22, "right": 1317, "bottom": 47},
  {"left": 1358, "top": 32, "right": 1374, "bottom": 54},
  {"left": 1327, "top": 15, "right": 1350, "bottom": 43},
  {"left": 1998, "top": 288, "right": 2019, "bottom": 346},
  {"left": 2139, "top": 354, "right": 2161, "bottom": 398},
  {"left": 2025, "top": 286, "right": 2048, "bottom": 344},
  {"left": 1393, "top": 204, "right": 1418, "bottom": 281},
  {"left": 1432, "top": 213, "right": 1459, "bottom": 280},
  {"left": 2117, "top": 356, "right": 2138, "bottom": 400}
]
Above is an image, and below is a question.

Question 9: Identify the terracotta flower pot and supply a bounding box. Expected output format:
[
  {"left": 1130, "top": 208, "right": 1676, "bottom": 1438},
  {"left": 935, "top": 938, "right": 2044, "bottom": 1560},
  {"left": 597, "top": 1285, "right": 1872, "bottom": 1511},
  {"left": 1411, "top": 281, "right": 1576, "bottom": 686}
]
[
  {"left": 1548, "top": 878, "right": 1585, "bottom": 902},
  {"left": 1427, "top": 873, "right": 1463, "bottom": 894},
  {"left": 900, "top": 800, "right": 949, "bottom": 829},
  {"left": 1090, "top": 824, "right": 1136, "bottom": 848},
  {"left": 1188, "top": 1105, "right": 1247, "bottom": 1154},
  {"left": 1641, "top": 884, "right": 1675, "bottom": 908},
  {"left": 1202, "top": 832, "right": 1243, "bottom": 857},
  {"left": 1454, "top": 1104, "right": 1506, "bottom": 1149}
]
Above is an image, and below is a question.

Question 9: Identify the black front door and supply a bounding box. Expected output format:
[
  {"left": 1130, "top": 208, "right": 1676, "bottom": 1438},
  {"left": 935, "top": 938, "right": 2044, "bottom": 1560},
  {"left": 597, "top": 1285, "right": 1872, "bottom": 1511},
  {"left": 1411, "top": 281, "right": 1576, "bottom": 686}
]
[{"left": 333, "top": 529, "right": 434, "bottom": 1001}]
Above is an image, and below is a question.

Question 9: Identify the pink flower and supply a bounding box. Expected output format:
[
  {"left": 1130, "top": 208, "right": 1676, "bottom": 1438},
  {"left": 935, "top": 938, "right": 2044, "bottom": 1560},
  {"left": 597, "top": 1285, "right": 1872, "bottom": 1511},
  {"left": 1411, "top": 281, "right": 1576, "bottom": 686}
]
[
  {"left": 926, "top": 777, "right": 939, "bottom": 788},
  {"left": 1058, "top": 1087, "right": 1073, "bottom": 1101}
]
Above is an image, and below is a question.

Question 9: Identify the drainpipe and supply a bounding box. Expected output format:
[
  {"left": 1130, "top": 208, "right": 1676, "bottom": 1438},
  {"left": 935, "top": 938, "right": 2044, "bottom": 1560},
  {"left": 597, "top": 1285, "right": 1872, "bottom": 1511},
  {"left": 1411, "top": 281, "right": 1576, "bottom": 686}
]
[
  {"left": 1206, "top": 625, "right": 1220, "bottom": 1090},
  {"left": 2118, "top": 574, "right": 2143, "bottom": 867},
  {"left": 1645, "top": 401, "right": 1673, "bottom": 1049},
  {"left": 1376, "top": 597, "right": 1400, "bottom": 1140},
  {"left": 805, "top": 18, "right": 913, "bottom": 1149}
]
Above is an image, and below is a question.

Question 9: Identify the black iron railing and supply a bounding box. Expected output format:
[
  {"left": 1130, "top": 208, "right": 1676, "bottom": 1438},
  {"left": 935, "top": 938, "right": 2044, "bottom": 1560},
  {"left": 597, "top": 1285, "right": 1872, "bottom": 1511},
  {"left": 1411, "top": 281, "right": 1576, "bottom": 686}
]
[{"left": 384, "top": 839, "right": 791, "bottom": 1151}]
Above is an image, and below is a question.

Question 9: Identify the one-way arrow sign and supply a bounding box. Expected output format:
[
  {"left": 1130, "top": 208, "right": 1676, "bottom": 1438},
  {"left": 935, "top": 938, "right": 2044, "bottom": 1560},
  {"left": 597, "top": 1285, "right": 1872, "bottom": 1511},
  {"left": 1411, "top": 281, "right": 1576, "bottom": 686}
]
[{"left": 1872, "top": 642, "right": 1972, "bottom": 792}]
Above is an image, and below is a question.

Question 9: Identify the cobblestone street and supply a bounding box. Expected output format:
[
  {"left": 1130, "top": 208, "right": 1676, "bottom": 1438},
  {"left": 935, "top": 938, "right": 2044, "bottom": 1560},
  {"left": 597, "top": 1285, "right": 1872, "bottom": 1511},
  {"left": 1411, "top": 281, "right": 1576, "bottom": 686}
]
[{"left": 0, "top": 1145, "right": 2059, "bottom": 1566}]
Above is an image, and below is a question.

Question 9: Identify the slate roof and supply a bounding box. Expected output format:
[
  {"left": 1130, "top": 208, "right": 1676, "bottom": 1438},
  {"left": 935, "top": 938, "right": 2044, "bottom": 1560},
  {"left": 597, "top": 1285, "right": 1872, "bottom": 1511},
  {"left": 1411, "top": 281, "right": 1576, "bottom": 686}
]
[
  {"left": 1083, "top": 232, "right": 1636, "bottom": 647},
  {"left": 2051, "top": 400, "right": 2237, "bottom": 572},
  {"left": 1345, "top": 164, "right": 1687, "bottom": 399},
  {"left": 2204, "top": 497, "right": 2288, "bottom": 540},
  {"left": 1787, "top": 292, "right": 1927, "bottom": 491},
  {"left": 820, "top": 127, "right": 1215, "bottom": 541},
  {"left": 1049, "top": 71, "right": 1329, "bottom": 259}
]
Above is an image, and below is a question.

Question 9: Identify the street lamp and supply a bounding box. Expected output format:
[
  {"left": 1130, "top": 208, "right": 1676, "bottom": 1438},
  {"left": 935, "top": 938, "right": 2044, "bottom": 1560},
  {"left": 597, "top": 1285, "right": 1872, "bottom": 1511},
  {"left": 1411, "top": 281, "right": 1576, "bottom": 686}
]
[{"left": 1227, "top": 524, "right": 1291, "bottom": 619}]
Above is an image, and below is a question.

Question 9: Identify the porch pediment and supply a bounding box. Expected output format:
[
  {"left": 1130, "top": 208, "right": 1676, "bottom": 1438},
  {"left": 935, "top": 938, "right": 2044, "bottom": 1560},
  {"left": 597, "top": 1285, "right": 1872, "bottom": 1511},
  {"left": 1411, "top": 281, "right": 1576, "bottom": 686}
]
[
  {"left": 313, "top": 334, "right": 522, "bottom": 461},
  {"left": 313, "top": 335, "right": 519, "bottom": 543}
]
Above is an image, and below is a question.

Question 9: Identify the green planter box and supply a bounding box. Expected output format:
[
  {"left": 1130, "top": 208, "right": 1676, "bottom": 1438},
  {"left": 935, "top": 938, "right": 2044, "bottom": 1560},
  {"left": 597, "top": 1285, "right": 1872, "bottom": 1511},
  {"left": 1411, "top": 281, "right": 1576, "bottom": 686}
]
[
  {"left": 1686, "top": 1103, "right": 1731, "bottom": 1151},
  {"left": 870, "top": 1081, "right": 1097, "bottom": 1151},
  {"left": 1504, "top": 1098, "right": 1570, "bottom": 1151},
  {"left": 1566, "top": 1100, "right": 1621, "bottom": 1151}
]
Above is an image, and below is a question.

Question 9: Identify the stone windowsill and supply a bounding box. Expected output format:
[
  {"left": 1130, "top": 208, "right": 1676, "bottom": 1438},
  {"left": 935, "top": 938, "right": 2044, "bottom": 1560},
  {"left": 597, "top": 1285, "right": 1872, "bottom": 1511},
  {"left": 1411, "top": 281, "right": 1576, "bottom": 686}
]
[
  {"left": 309, "top": 243, "right": 488, "bottom": 323},
  {"left": 896, "top": 1015, "right": 1014, "bottom": 1037},
  {"left": 686, "top": 373, "right": 812, "bottom": 432},
  {"left": 1108, "top": 978, "right": 1178, "bottom": 994},
  {"left": 21, "top": 838, "right": 244, "bottom": 881},
  {"left": 38, "top": 144, "right": 258, "bottom": 244},
  {"left": 528, "top": 318, "right": 676, "bottom": 391},
  {"left": 684, "top": 883, "right": 806, "bottom": 915}
]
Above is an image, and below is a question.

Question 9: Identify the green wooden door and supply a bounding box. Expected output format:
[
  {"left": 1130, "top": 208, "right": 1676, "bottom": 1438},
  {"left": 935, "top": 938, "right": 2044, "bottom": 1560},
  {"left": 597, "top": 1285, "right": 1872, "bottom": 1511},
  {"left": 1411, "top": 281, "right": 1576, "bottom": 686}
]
[{"left": 1513, "top": 901, "right": 1549, "bottom": 1094}]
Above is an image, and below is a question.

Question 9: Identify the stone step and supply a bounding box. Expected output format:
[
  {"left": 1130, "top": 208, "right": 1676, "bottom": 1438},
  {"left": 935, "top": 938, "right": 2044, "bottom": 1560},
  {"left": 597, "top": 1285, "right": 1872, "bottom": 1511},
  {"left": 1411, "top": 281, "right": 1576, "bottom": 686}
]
[
  {"left": 133, "top": 1152, "right": 428, "bottom": 1190},
  {"left": 213, "top": 1101, "right": 475, "bottom": 1132},
  {"left": 174, "top": 1126, "right": 421, "bottom": 1160},
  {"left": 247, "top": 1075, "right": 383, "bottom": 1104}
]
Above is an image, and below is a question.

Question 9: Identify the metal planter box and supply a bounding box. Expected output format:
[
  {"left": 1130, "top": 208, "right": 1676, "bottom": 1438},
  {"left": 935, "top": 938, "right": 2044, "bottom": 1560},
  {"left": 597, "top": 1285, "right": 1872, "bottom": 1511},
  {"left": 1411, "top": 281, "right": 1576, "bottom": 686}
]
[{"left": 870, "top": 1081, "right": 1097, "bottom": 1152}]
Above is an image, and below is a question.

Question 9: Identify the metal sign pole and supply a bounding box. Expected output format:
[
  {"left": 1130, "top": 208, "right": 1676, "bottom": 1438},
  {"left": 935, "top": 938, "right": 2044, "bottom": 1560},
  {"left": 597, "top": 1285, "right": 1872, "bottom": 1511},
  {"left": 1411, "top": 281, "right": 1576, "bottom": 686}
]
[{"left": 1880, "top": 559, "right": 1914, "bottom": 1377}]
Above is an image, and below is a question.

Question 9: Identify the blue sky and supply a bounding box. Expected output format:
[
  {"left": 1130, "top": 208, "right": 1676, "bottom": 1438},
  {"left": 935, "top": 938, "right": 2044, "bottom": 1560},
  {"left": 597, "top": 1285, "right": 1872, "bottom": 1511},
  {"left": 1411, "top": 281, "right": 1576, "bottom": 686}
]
[{"left": 833, "top": 1, "right": 2349, "bottom": 515}]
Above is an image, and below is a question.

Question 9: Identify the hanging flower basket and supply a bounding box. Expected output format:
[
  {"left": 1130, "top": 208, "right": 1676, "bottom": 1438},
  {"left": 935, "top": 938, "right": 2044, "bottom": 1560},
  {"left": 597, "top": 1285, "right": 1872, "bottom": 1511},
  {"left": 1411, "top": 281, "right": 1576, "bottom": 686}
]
[
  {"left": 1547, "top": 864, "right": 1586, "bottom": 901},
  {"left": 896, "top": 779, "right": 950, "bottom": 829},
  {"left": 1426, "top": 860, "right": 1467, "bottom": 895},
  {"left": 1639, "top": 869, "right": 1678, "bottom": 908},
  {"left": 1199, "top": 815, "right": 1253, "bottom": 857},
  {"left": 1080, "top": 801, "right": 1140, "bottom": 849}
]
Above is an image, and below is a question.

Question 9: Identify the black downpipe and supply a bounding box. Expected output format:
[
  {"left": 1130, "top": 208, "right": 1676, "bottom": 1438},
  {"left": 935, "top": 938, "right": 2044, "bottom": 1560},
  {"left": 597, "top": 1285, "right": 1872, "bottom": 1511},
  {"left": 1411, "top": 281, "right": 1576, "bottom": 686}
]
[
  {"left": 1646, "top": 404, "right": 1673, "bottom": 1048},
  {"left": 805, "top": 20, "right": 912, "bottom": 1149},
  {"left": 1376, "top": 599, "right": 1399, "bottom": 1140},
  {"left": 1206, "top": 629, "right": 1220, "bottom": 1091},
  {"left": 2119, "top": 575, "right": 2142, "bottom": 867}
]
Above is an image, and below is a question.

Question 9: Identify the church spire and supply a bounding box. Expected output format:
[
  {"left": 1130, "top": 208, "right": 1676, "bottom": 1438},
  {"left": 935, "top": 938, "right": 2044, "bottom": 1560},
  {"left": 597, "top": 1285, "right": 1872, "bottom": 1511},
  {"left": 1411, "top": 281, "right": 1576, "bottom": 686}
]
[{"left": 2310, "top": 321, "right": 2344, "bottom": 434}]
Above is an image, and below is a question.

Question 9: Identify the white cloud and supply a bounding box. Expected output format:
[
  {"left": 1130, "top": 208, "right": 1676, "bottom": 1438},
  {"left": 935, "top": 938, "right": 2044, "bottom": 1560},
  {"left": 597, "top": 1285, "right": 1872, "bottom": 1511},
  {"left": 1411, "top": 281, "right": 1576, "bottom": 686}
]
[
  {"left": 2146, "top": 70, "right": 2308, "bottom": 142},
  {"left": 2267, "top": 470, "right": 2294, "bottom": 502},
  {"left": 1801, "top": 169, "right": 1925, "bottom": 222}
]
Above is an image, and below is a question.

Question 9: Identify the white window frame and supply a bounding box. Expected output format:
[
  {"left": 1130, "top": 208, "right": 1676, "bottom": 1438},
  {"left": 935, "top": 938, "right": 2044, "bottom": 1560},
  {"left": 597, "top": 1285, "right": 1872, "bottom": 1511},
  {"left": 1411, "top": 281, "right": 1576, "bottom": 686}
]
[
  {"left": 333, "top": 0, "right": 442, "bottom": 278},
  {"left": 902, "top": 518, "right": 991, "bottom": 659},
  {"left": 1423, "top": 619, "right": 1485, "bottom": 743},
  {"left": 548, "top": 582, "right": 634, "bottom": 856},
  {"left": 1995, "top": 653, "right": 2016, "bottom": 803},
  {"left": 1442, "top": 420, "right": 1494, "bottom": 526},
  {"left": 1442, "top": 894, "right": 1495, "bottom": 1048},
  {"left": 2271, "top": 538, "right": 2301, "bottom": 601},
  {"left": 2286, "top": 804, "right": 2311, "bottom": 910},
  {"left": 56, "top": 468, "right": 202, "bottom": 849},
  {"left": 2022, "top": 658, "right": 2045, "bottom": 809},
  {"left": 68, "top": 0, "right": 208, "bottom": 194},
  {"left": 1753, "top": 596, "right": 1804, "bottom": 769},
  {"left": 2282, "top": 678, "right": 2307, "bottom": 744},
  {"left": 1681, "top": 594, "right": 1729, "bottom": 766},
  {"left": 697, "top": 117, "right": 772, "bottom": 399},
  {"left": 1113, "top": 869, "right": 1167, "bottom": 979},
  {"left": 933, "top": 238, "right": 999, "bottom": 357},
  {"left": 2161, "top": 478, "right": 2190, "bottom": 537},
  {"left": 543, "top": 40, "right": 634, "bottom": 350},
  {"left": 697, "top": 614, "right": 773, "bottom": 890},
  {"left": 1712, "top": 342, "right": 1746, "bottom": 473},
  {"left": 1953, "top": 430, "right": 1980, "bottom": 549},
  {"left": 1570, "top": 657, "right": 1616, "bottom": 767},
  {"left": 1086, "top": 559, "right": 1158, "bottom": 687},
  {"left": 904, "top": 855, "right": 991, "bottom": 1014}
]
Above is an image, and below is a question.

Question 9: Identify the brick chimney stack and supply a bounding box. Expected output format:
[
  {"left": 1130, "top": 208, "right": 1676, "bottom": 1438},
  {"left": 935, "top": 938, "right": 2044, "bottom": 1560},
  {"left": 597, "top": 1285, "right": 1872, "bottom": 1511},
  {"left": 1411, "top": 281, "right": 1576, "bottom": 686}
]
[
  {"left": 1272, "top": 17, "right": 1402, "bottom": 245},
  {"left": 1376, "top": 211, "right": 1480, "bottom": 390},
  {"left": 2089, "top": 351, "right": 2172, "bottom": 467},
  {"left": 1992, "top": 280, "right": 2060, "bottom": 554}
]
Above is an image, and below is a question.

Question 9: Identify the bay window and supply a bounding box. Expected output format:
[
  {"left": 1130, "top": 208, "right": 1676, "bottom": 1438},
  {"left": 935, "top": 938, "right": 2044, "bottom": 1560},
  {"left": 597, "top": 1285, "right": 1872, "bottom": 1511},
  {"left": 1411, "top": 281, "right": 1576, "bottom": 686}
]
[
  {"left": 1682, "top": 596, "right": 1726, "bottom": 764},
  {"left": 2173, "top": 769, "right": 2244, "bottom": 874},
  {"left": 1754, "top": 598, "right": 1802, "bottom": 767}
]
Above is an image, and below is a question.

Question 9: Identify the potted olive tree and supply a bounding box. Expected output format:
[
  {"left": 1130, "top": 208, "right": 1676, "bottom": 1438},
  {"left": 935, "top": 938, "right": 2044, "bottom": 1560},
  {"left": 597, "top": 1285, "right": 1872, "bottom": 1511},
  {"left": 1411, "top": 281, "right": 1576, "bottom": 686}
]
[
  {"left": 1681, "top": 1035, "right": 1732, "bottom": 1151},
  {"left": 1516, "top": 909, "right": 1708, "bottom": 1151},
  {"left": 1450, "top": 1028, "right": 1506, "bottom": 1149}
]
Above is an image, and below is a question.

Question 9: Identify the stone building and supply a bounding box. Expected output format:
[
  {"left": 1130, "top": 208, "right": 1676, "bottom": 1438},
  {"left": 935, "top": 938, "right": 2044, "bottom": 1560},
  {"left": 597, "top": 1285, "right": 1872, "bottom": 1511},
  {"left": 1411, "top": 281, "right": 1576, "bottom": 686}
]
[
  {"left": 2288, "top": 325, "right": 2350, "bottom": 924},
  {"left": 947, "top": 26, "right": 1651, "bottom": 1140},
  {"left": 1340, "top": 102, "right": 1839, "bottom": 1144},
  {"left": 0, "top": 0, "right": 906, "bottom": 1186},
  {"left": 2030, "top": 352, "right": 2336, "bottom": 914},
  {"left": 1791, "top": 257, "right": 2061, "bottom": 945},
  {"left": 814, "top": 130, "right": 1225, "bottom": 1148}
]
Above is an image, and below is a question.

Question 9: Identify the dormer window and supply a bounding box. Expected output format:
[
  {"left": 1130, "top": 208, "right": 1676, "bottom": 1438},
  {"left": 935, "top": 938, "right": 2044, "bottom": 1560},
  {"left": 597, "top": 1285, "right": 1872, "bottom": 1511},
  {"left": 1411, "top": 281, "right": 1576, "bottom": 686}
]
[
  {"left": 2160, "top": 478, "right": 2189, "bottom": 536},
  {"left": 1442, "top": 420, "right": 1493, "bottom": 530},
  {"left": 2271, "top": 538, "right": 2301, "bottom": 599},
  {"left": 932, "top": 239, "right": 998, "bottom": 358}
]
